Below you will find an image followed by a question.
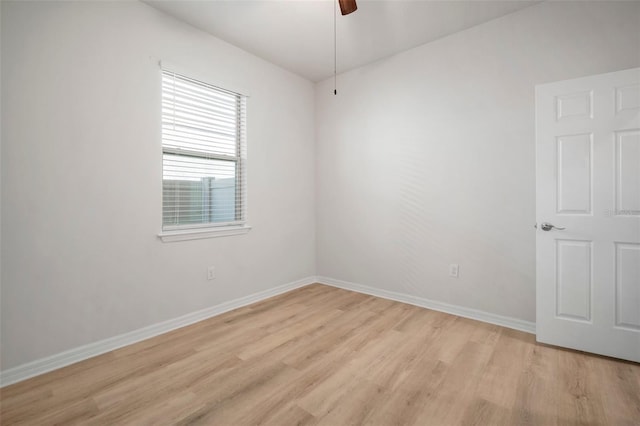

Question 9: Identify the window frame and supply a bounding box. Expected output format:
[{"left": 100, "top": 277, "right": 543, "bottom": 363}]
[{"left": 158, "top": 68, "right": 250, "bottom": 242}]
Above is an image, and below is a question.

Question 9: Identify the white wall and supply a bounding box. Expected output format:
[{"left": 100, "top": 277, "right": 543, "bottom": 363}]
[
  {"left": 315, "top": 1, "right": 640, "bottom": 322},
  {"left": 0, "top": 1, "right": 315, "bottom": 370}
]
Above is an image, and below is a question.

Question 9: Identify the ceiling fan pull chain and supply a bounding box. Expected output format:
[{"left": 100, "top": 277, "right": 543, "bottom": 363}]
[{"left": 334, "top": 0, "right": 337, "bottom": 95}]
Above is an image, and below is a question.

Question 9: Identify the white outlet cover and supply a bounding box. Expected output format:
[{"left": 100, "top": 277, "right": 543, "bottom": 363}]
[{"left": 449, "top": 264, "right": 459, "bottom": 278}]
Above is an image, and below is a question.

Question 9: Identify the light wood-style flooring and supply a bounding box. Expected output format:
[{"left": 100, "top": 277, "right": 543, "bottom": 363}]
[{"left": 1, "top": 284, "right": 639, "bottom": 425}]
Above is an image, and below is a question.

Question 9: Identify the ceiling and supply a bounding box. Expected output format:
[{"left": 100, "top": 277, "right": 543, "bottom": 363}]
[{"left": 144, "top": 0, "right": 540, "bottom": 82}]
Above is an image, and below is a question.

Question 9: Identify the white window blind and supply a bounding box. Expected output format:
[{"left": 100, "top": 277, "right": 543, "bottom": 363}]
[{"left": 161, "top": 70, "right": 247, "bottom": 230}]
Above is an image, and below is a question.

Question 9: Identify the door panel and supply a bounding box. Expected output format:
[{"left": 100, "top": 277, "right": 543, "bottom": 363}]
[
  {"left": 536, "top": 67, "right": 640, "bottom": 363},
  {"left": 556, "top": 91, "right": 592, "bottom": 120},
  {"left": 556, "top": 133, "right": 592, "bottom": 214},
  {"left": 555, "top": 239, "right": 592, "bottom": 322},
  {"left": 616, "top": 84, "right": 640, "bottom": 113},
  {"left": 615, "top": 243, "right": 640, "bottom": 330},
  {"left": 615, "top": 130, "right": 640, "bottom": 214}
]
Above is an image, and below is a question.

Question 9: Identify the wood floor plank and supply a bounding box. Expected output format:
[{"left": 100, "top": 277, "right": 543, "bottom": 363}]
[
  {"left": 590, "top": 355, "right": 640, "bottom": 425},
  {"left": 508, "top": 343, "right": 560, "bottom": 425},
  {"left": 361, "top": 358, "right": 449, "bottom": 426},
  {"left": 179, "top": 361, "right": 301, "bottom": 425},
  {"left": 2, "top": 284, "right": 639, "bottom": 425},
  {"left": 100, "top": 390, "right": 205, "bottom": 426},
  {"left": 263, "top": 404, "right": 317, "bottom": 426},
  {"left": 236, "top": 308, "right": 344, "bottom": 360},
  {"left": 411, "top": 340, "right": 495, "bottom": 425},
  {"left": 475, "top": 328, "right": 535, "bottom": 414}
]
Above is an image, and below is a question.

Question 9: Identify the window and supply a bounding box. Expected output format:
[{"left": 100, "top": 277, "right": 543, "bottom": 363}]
[{"left": 160, "top": 69, "right": 248, "bottom": 240}]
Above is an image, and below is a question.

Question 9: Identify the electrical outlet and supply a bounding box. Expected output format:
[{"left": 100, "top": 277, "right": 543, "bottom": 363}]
[
  {"left": 207, "top": 266, "right": 216, "bottom": 280},
  {"left": 449, "top": 264, "right": 459, "bottom": 278}
]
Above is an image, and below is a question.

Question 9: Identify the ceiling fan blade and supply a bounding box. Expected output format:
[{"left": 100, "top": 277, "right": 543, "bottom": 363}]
[{"left": 338, "top": 0, "right": 357, "bottom": 16}]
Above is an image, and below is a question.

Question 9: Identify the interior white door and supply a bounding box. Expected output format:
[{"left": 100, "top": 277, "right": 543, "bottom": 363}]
[{"left": 536, "top": 68, "right": 640, "bottom": 363}]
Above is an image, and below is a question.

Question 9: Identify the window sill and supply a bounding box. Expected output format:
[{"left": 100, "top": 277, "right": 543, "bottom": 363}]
[{"left": 158, "top": 225, "right": 252, "bottom": 242}]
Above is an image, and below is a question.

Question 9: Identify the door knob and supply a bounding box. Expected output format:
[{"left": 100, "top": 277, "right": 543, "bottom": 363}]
[{"left": 540, "top": 222, "right": 565, "bottom": 231}]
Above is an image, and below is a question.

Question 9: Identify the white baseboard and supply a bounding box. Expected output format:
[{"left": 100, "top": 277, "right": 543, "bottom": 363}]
[
  {"left": 1, "top": 275, "right": 535, "bottom": 387},
  {"left": 316, "top": 276, "right": 536, "bottom": 335},
  {"left": 0, "top": 276, "right": 316, "bottom": 388}
]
